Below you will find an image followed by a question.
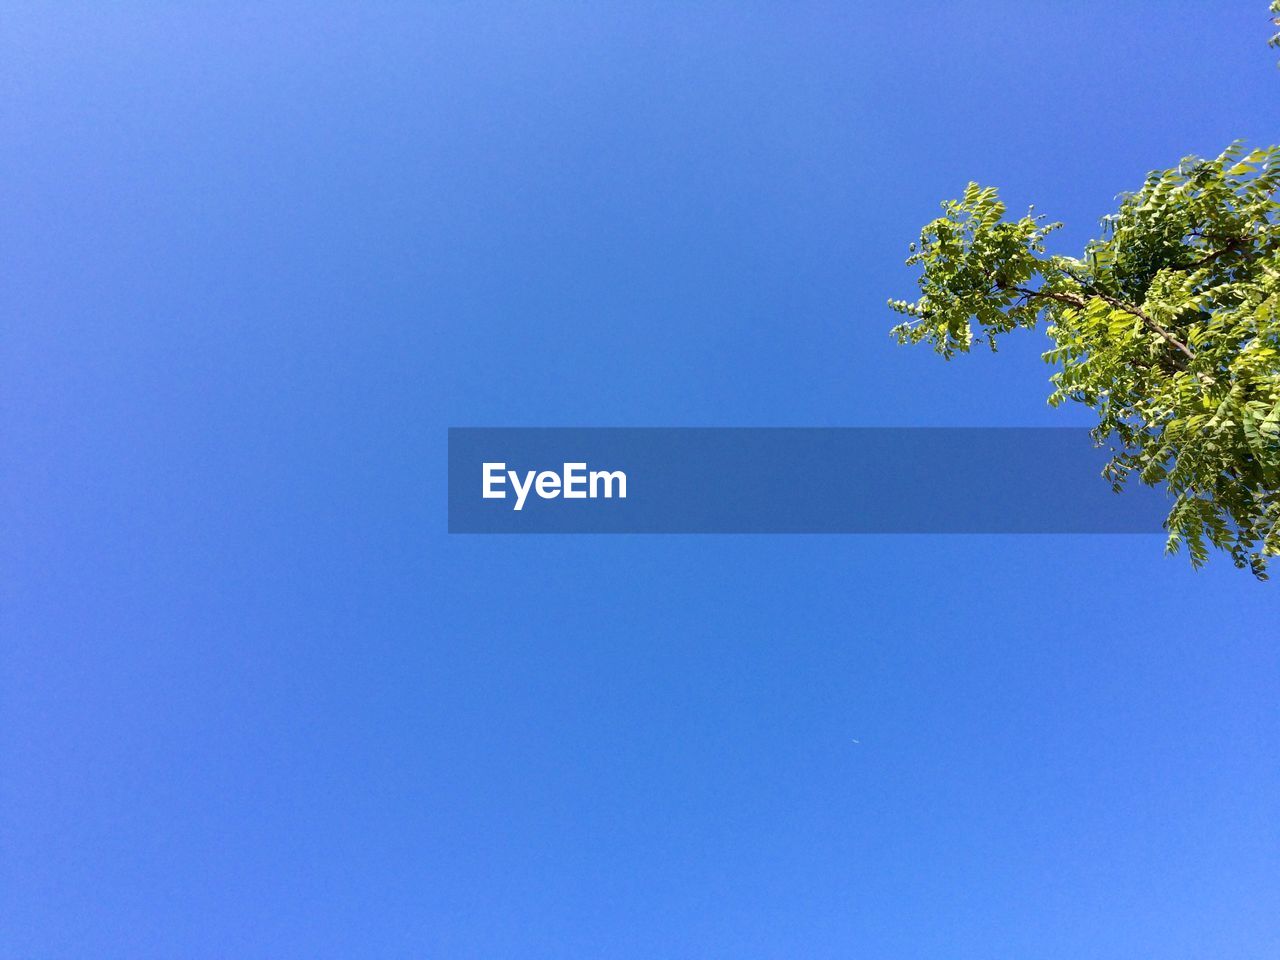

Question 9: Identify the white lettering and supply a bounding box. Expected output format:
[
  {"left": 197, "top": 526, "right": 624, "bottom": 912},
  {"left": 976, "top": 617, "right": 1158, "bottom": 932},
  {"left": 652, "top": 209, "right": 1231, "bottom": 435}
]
[
  {"left": 509, "top": 469, "right": 536, "bottom": 512},
  {"left": 484, "top": 462, "right": 627, "bottom": 510},
  {"left": 590, "top": 469, "right": 627, "bottom": 499},
  {"left": 535, "top": 470, "right": 561, "bottom": 499},
  {"left": 562, "top": 462, "right": 587, "bottom": 498},
  {"left": 482, "top": 463, "right": 506, "bottom": 499}
]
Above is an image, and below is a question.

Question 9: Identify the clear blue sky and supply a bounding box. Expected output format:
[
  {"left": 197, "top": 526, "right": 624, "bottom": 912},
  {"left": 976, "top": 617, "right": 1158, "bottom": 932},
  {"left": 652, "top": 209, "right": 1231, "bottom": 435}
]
[{"left": 3, "top": 3, "right": 1277, "bottom": 957}]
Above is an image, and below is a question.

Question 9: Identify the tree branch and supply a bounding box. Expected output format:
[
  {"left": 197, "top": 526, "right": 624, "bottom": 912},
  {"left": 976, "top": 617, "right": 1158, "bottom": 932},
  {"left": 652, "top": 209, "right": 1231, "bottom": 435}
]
[
  {"left": 1012, "top": 286, "right": 1197, "bottom": 362},
  {"left": 1187, "top": 235, "right": 1252, "bottom": 269}
]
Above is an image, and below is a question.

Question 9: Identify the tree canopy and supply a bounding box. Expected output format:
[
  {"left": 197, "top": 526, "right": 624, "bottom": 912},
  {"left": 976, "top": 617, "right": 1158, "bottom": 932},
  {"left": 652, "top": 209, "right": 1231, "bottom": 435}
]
[{"left": 890, "top": 137, "right": 1280, "bottom": 575}]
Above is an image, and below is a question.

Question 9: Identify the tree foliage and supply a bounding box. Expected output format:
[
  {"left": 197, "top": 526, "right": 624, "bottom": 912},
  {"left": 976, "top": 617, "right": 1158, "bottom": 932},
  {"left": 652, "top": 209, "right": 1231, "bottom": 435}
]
[{"left": 890, "top": 145, "right": 1280, "bottom": 577}]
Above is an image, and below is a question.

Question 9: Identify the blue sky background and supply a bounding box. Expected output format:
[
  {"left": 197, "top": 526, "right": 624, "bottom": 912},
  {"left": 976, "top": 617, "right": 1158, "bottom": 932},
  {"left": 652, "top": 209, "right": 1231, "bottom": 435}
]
[{"left": 3, "top": 3, "right": 1277, "bottom": 957}]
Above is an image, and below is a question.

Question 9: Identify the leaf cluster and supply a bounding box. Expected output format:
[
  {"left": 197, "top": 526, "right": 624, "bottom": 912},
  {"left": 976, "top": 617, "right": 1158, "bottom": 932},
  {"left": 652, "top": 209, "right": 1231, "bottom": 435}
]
[{"left": 891, "top": 145, "right": 1280, "bottom": 576}]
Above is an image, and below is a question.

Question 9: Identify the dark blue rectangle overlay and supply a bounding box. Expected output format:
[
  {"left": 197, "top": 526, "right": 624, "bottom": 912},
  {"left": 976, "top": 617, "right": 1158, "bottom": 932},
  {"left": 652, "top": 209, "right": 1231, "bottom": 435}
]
[{"left": 448, "top": 428, "right": 1168, "bottom": 534}]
